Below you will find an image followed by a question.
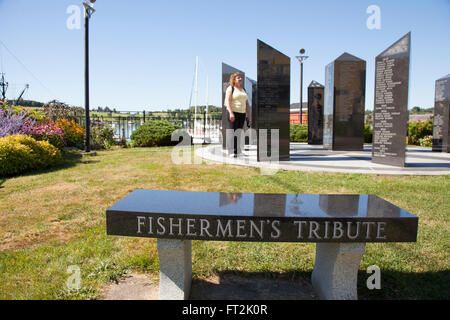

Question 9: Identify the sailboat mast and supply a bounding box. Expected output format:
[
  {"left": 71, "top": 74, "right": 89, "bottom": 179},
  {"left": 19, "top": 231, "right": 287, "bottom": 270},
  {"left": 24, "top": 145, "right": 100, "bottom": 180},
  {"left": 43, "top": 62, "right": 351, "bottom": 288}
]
[
  {"left": 205, "top": 75, "right": 209, "bottom": 141},
  {"left": 193, "top": 56, "right": 199, "bottom": 138}
]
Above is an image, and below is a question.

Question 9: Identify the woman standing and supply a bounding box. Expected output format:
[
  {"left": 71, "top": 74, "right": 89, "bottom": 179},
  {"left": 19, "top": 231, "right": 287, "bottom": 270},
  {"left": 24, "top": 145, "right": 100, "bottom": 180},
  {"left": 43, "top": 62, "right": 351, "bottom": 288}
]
[{"left": 225, "top": 72, "right": 251, "bottom": 157}]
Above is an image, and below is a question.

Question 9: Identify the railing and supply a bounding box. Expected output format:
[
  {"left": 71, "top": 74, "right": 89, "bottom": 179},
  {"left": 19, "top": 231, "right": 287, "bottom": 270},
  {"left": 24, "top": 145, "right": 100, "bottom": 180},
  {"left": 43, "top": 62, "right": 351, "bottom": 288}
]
[{"left": 73, "top": 111, "right": 222, "bottom": 143}]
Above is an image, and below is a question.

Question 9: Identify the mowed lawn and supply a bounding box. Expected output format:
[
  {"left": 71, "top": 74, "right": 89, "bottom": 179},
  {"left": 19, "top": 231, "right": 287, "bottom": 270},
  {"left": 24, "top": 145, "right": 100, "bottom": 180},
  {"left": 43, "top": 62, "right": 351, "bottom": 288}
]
[{"left": 0, "top": 146, "right": 449, "bottom": 299}]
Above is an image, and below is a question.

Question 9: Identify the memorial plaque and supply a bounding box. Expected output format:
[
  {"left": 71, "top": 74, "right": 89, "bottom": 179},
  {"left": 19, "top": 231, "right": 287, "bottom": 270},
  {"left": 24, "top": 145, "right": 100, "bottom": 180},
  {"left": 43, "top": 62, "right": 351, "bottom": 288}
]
[
  {"left": 372, "top": 33, "right": 411, "bottom": 166},
  {"left": 106, "top": 189, "right": 418, "bottom": 243},
  {"left": 323, "top": 53, "right": 366, "bottom": 151},
  {"left": 256, "top": 40, "right": 290, "bottom": 161},
  {"left": 245, "top": 76, "right": 258, "bottom": 145},
  {"left": 432, "top": 74, "right": 450, "bottom": 153},
  {"left": 221, "top": 63, "right": 245, "bottom": 151},
  {"left": 308, "top": 81, "right": 324, "bottom": 145}
]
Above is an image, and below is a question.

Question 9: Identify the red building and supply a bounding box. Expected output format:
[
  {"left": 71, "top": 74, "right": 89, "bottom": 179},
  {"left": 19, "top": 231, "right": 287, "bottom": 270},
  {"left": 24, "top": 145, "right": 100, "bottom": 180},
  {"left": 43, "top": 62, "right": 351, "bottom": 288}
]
[{"left": 290, "top": 111, "right": 308, "bottom": 124}]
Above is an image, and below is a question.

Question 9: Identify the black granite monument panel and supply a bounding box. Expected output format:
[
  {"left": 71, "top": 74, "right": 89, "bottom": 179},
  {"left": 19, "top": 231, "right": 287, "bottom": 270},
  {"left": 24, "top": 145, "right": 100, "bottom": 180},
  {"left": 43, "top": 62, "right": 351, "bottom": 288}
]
[
  {"left": 256, "top": 40, "right": 290, "bottom": 161},
  {"left": 323, "top": 53, "right": 366, "bottom": 151},
  {"left": 245, "top": 76, "right": 258, "bottom": 145},
  {"left": 106, "top": 189, "right": 418, "bottom": 243},
  {"left": 372, "top": 33, "right": 411, "bottom": 166},
  {"left": 432, "top": 74, "right": 450, "bottom": 153},
  {"left": 308, "top": 81, "right": 324, "bottom": 145},
  {"left": 222, "top": 63, "right": 245, "bottom": 150}
]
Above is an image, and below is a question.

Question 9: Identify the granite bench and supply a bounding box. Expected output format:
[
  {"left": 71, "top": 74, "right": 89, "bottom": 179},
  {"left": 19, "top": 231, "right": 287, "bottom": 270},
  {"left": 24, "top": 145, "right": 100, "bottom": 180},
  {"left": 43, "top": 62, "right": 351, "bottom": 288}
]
[{"left": 106, "top": 189, "right": 418, "bottom": 300}]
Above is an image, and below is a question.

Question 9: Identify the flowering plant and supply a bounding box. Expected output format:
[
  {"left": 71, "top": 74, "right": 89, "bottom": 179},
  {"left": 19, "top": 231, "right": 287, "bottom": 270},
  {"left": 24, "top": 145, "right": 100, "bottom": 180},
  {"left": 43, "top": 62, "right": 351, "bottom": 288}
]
[
  {"left": 56, "top": 119, "right": 85, "bottom": 149},
  {"left": 0, "top": 102, "right": 36, "bottom": 138},
  {"left": 29, "top": 122, "right": 66, "bottom": 150}
]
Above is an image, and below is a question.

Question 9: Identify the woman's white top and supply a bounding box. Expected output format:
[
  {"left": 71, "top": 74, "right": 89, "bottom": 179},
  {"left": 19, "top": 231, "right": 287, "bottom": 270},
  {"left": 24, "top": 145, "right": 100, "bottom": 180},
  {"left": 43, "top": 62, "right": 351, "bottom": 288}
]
[{"left": 225, "top": 86, "right": 248, "bottom": 113}]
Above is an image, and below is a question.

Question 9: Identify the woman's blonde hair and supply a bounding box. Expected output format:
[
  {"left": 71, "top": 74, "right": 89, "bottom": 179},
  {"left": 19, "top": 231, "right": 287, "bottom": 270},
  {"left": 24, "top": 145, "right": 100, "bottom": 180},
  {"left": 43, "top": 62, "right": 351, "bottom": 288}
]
[{"left": 229, "top": 72, "right": 242, "bottom": 87}]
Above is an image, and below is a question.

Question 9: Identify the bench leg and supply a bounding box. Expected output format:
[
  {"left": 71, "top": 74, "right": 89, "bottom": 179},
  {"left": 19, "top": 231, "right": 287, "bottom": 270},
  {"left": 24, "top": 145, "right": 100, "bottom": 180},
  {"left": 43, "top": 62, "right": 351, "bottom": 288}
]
[
  {"left": 157, "top": 239, "right": 192, "bottom": 300},
  {"left": 311, "top": 243, "right": 365, "bottom": 300}
]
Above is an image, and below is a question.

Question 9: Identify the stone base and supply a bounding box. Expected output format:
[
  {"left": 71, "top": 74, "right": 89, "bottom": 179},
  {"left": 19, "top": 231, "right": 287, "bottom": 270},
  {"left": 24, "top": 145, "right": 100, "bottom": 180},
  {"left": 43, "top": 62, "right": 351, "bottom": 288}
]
[
  {"left": 311, "top": 243, "right": 365, "bottom": 300},
  {"left": 157, "top": 239, "right": 192, "bottom": 300}
]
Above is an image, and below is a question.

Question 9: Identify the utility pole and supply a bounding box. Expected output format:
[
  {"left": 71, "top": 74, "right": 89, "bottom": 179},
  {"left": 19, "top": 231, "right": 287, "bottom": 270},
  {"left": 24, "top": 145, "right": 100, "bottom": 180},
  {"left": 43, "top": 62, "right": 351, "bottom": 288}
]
[
  {"left": 0, "top": 73, "right": 8, "bottom": 102},
  {"left": 83, "top": 1, "right": 96, "bottom": 152}
]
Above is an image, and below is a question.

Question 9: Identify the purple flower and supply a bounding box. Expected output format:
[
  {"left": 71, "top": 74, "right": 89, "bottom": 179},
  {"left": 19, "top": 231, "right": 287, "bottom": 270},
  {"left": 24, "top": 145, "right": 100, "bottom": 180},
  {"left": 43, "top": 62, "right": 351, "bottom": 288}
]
[{"left": 0, "top": 106, "right": 36, "bottom": 137}]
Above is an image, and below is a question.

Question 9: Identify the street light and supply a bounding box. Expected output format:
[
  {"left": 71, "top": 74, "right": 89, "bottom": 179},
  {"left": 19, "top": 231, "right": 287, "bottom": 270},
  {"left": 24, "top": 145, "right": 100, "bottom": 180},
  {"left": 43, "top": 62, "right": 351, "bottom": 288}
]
[
  {"left": 295, "top": 49, "right": 308, "bottom": 125},
  {"left": 83, "top": 0, "right": 96, "bottom": 152}
]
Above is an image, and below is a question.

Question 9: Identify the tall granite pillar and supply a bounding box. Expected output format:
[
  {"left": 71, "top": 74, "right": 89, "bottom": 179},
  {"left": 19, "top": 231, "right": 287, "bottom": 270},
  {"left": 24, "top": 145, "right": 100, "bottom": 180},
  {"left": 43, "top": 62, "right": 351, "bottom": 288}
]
[
  {"left": 308, "top": 81, "right": 325, "bottom": 145},
  {"left": 323, "top": 53, "right": 366, "bottom": 151},
  {"left": 245, "top": 76, "right": 258, "bottom": 145},
  {"left": 432, "top": 74, "right": 450, "bottom": 153},
  {"left": 221, "top": 63, "right": 245, "bottom": 151},
  {"left": 256, "top": 40, "right": 290, "bottom": 161},
  {"left": 372, "top": 32, "right": 411, "bottom": 166}
]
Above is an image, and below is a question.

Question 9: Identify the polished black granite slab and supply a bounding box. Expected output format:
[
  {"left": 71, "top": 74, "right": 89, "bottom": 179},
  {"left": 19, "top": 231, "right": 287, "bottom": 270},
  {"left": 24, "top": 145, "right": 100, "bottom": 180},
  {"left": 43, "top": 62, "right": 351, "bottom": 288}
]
[
  {"left": 106, "top": 189, "right": 418, "bottom": 243},
  {"left": 222, "top": 63, "right": 245, "bottom": 151},
  {"left": 308, "top": 81, "right": 324, "bottom": 145},
  {"left": 372, "top": 33, "right": 411, "bottom": 166},
  {"left": 245, "top": 76, "right": 258, "bottom": 145},
  {"left": 323, "top": 53, "right": 366, "bottom": 151},
  {"left": 432, "top": 74, "right": 450, "bottom": 153},
  {"left": 256, "top": 40, "right": 290, "bottom": 161}
]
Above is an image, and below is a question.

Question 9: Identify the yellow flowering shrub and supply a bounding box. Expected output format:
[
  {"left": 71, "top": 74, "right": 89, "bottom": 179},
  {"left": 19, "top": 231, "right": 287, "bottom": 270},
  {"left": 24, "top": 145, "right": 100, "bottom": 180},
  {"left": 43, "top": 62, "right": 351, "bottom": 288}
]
[
  {"left": 0, "top": 134, "right": 62, "bottom": 177},
  {"left": 56, "top": 119, "right": 85, "bottom": 149}
]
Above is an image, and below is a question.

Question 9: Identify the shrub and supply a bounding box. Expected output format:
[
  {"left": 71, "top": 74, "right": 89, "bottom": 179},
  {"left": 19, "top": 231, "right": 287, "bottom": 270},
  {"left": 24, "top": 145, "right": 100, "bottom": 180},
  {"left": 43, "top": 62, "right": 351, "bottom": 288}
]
[
  {"left": 131, "top": 120, "right": 180, "bottom": 147},
  {"left": 0, "top": 134, "right": 62, "bottom": 177},
  {"left": 290, "top": 124, "right": 308, "bottom": 142},
  {"left": 29, "top": 123, "right": 66, "bottom": 150},
  {"left": 419, "top": 135, "right": 433, "bottom": 147},
  {"left": 407, "top": 120, "right": 433, "bottom": 145},
  {"left": 43, "top": 100, "right": 83, "bottom": 122},
  {"left": 0, "top": 102, "right": 36, "bottom": 137},
  {"left": 364, "top": 124, "right": 373, "bottom": 143},
  {"left": 56, "top": 119, "right": 85, "bottom": 149},
  {"left": 90, "top": 124, "right": 115, "bottom": 150}
]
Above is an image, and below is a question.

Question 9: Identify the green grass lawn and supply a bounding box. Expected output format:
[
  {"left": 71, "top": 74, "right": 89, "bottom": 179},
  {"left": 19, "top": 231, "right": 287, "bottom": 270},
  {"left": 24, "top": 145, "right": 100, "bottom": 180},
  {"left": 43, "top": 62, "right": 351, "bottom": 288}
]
[{"left": 0, "top": 146, "right": 449, "bottom": 300}]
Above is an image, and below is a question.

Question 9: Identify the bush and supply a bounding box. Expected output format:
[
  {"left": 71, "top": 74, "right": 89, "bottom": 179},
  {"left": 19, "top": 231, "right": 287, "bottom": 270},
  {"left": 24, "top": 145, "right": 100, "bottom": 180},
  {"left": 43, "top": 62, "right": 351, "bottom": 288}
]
[
  {"left": 290, "top": 124, "right": 308, "bottom": 142},
  {"left": 131, "top": 120, "right": 180, "bottom": 147},
  {"left": 56, "top": 119, "right": 85, "bottom": 149},
  {"left": 419, "top": 135, "right": 433, "bottom": 147},
  {"left": 90, "top": 124, "right": 115, "bottom": 150},
  {"left": 0, "top": 102, "right": 36, "bottom": 137},
  {"left": 0, "top": 134, "right": 62, "bottom": 177},
  {"left": 29, "top": 123, "right": 66, "bottom": 150},
  {"left": 407, "top": 120, "right": 433, "bottom": 145},
  {"left": 364, "top": 124, "right": 373, "bottom": 143}
]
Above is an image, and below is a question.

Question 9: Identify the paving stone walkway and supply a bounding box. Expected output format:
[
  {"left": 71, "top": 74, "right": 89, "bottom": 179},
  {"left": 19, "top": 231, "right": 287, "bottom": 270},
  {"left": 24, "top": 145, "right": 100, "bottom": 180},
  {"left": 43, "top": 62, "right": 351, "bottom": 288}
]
[{"left": 196, "top": 143, "right": 450, "bottom": 175}]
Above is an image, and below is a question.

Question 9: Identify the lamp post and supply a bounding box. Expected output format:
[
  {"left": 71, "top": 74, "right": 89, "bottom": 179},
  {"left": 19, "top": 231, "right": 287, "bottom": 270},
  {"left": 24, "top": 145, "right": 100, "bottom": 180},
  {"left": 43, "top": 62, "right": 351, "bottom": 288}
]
[
  {"left": 83, "top": 0, "right": 96, "bottom": 152},
  {"left": 295, "top": 49, "right": 308, "bottom": 125}
]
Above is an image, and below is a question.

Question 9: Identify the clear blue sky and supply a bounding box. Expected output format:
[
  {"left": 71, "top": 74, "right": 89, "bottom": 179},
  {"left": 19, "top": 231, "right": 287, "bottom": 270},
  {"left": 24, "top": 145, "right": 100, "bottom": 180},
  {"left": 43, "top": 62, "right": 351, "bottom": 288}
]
[{"left": 1, "top": 0, "right": 449, "bottom": 111}]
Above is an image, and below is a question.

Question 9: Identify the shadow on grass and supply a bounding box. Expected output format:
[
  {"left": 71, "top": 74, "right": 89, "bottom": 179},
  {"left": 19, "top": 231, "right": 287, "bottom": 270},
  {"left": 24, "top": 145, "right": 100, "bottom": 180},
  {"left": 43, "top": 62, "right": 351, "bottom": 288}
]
[
  {"left": 358, "top": 269, "right": 450, "bottom": 300},
  {"left": 189, "top": 269, "right": 450, "bottom": 300},
  {"left": 0, "top": 178, "right": 5, "bottom": 189},
  {"left": 1, "top": 151, "right": 99, "bottom": 180}
]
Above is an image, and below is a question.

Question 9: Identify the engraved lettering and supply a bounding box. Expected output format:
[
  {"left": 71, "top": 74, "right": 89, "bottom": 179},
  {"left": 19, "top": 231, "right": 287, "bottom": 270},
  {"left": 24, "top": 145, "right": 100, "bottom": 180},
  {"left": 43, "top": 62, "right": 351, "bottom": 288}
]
[
  {"left": 332, "top": 221, "right": 344, "bottom": 239},
  {"left": 236, "top": 220, "right": 247, "bottom": 238},
  {"left": 376, "top": 222, "right": 387, "bottom": 239},
  {"left": 137, "top": 216, "right": 145, "bottom": 234},
  {"left": 347, "top": 221, "right": 361, "bottom": 240},
  {"left": 200, "top": 219, "right": 213, "bottom": 237},
  {"left": 249, "top": 220, "right": 264, "bottom": 239},
  {"left": 186, "top": 218, "right": 196, "bottom": 236},
  {"left": 294, "top": 221, "right": 308, "bottom": 239},
  {"left": 157, "top": 217, "right": 166, "bottom": 235},
  {"left": 169, "top": 218, "right": 182, "bottom": 236},
  {"left": 216, "top": 219, "right": 232, "bottom": 238},
  {"left": 271, "top": 220, "right": 281, "bottom": 238},
  {"left": 309, "top": 221, "right": 321, "bottom": 240}
]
